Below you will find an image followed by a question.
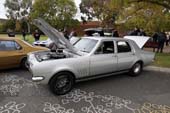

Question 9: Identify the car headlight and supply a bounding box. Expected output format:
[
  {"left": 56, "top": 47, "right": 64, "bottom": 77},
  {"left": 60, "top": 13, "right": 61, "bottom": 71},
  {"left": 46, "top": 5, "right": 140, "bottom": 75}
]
[{"left": 27, "top": 54, "right": 36, "bottom": 67}]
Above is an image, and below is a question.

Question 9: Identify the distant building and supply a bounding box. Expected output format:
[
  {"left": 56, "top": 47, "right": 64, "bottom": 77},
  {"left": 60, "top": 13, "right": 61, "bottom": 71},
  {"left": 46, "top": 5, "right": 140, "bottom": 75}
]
[
  {"left": 0, "top": 18, "right": 7, "bottom": 24},
  {"left": 74, "top": 21, "right": 101, "bottom": 36}
]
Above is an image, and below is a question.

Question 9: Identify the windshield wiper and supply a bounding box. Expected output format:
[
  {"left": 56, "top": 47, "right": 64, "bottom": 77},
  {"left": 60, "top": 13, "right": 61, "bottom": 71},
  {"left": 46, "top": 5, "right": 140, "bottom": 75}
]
[{"left": 80, "top": 49, "right": 89, "bottom": 53}]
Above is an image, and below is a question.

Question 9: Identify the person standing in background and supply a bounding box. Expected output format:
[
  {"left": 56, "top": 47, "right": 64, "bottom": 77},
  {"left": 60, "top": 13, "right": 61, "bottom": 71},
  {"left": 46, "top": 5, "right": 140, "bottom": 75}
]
[
  {"left": 152, "top": 32, "right": 158, "bottom": 52},
  {"left": 128, "top": 27, "right": 141, "bottom": 36},
  {"left": 165, "top": 32, "right": 169, "bottom": 46},
  {"left": 157, "top": 31, "right": 166, "bottom": 53},
  {"left": 33, "top": 30, "right": 41, "bottom": 41},
  {"left": 69, "top": 28, "right": 77, "bottom": 38},
  {"left": 22, "top": 30, "right": 26, "bottom": 41},
  {"left": 112, "top": 29, "right": 119, "bottom": 37},
  {"left": 63, "top": 29, "right": 69, "bottom": 40},
  {"left": 140, "top": 29, "right": 147, "bottom": 36}
]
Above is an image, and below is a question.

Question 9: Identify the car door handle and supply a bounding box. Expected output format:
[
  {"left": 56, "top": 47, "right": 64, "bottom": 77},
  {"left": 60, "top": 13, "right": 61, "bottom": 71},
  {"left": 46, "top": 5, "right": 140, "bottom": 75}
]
[
  {"left": 112, "top": 55, "right": 117, "bottom": 57},
  {"left": 132, "top": 53, "right": 135, "bottom": 55}
]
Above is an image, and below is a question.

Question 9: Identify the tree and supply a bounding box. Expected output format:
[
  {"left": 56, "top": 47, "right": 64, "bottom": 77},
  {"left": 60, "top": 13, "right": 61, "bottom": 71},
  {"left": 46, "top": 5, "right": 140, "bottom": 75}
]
[
  {"left": 4, "top": 0, "right": 32, "bottom": 32},
  {"left": 80, "top": 0, "right": 128, "bottom": 27},
  {"left": 3, "top": 19, "right": 16, "bottom": 32},
  {"left": 4, "top": 0, "right": 32, "bottom": 19},
  {"left": 80, "top": 0, "right": 170, "bottom": 34},
  {"left": 120, "top": 1, "right": 170, "bottom": 35},
  {"left": 130, "top": 0, "right": 170, "bottom": 10},
  {"left": 31, "top": 0, "right": 78, "bottom": 30}
]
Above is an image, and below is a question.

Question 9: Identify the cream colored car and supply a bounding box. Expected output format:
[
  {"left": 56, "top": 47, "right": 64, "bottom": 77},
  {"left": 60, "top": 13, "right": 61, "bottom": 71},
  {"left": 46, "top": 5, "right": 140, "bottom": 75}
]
[{"left": 0, "top": 37, "right": 48, "bottom": 70}]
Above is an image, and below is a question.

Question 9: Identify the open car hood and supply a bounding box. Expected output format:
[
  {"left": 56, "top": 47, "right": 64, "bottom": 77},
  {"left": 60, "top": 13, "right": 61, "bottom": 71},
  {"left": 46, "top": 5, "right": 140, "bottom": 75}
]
[
  {"left": 33, "top": 18, "right": 78, "bottom": 54},
  {"left": 124, "top": 36, "right": 150, "bottom": 48}
]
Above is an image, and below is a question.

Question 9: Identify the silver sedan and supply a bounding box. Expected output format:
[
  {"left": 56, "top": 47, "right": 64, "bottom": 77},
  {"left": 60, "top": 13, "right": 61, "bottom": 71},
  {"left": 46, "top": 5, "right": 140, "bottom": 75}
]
[
  {"left": 27, "top": 19, "right": 155, "bottom": 95},
  {"left": 28, "top": 36, "right": 155, "bottom": 95}
]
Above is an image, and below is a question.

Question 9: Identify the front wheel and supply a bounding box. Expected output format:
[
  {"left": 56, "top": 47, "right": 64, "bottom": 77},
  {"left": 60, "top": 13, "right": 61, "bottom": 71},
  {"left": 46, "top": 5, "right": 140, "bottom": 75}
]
[
  {"left": 129, "top": 62, "right": 143, "bottom": 77},
  {"left": 49, "top": 72, "right": 74, "bottom": 95},
  {"left": 21, "top": 58, "right": 28, "bottom": 69}
]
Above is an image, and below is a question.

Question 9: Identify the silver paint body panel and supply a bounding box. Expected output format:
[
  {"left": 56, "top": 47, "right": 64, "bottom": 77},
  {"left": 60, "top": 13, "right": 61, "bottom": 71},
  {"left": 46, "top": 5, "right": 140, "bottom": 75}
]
[{"left": 28, "top": 37, "right": 155, "bottom": 84}]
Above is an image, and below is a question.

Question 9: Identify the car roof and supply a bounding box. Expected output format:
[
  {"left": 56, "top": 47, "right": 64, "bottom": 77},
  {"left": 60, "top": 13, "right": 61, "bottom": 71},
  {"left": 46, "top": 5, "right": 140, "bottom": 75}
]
[
  {"left": 0, "top": 37, "right": 20, "bottom": 41},
  {"left": 84, "top": 36, "right": 129, "bottom": 41}
]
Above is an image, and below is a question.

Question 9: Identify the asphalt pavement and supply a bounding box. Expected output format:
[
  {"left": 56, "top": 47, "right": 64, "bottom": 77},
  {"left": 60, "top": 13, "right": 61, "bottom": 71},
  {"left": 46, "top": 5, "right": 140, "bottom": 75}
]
[{"left": 0, "top": 69, "right": 170, "bottom": 113}]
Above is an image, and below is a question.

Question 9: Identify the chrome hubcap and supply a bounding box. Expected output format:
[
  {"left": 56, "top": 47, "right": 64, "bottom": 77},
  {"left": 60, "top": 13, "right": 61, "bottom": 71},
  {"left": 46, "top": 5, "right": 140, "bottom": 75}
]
[
  {"left": 134, "top": 64, "right": 141, "bottom": 73},
  {"left": 56, "top": 77, "right": 68, "bottom": 88}
]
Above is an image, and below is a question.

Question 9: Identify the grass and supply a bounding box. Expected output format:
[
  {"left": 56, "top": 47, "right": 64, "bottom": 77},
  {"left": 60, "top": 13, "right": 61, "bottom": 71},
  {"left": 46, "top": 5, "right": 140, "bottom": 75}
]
[
  {"left": 153, "top": 53, "right": 170, "bottom": 68},
  {"left": 0, "top": 34, "right": 48, "bottom": 44}
]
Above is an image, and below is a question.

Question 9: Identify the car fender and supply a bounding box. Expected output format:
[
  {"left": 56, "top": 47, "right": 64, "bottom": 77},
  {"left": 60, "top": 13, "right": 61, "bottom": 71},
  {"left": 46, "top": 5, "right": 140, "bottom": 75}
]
[
  {"left": 52, "top": 65, "right": 78, "bottom": 77},
  {"left": 47, "top": 65, "right": 78, "bottom": 84},
  {"left": 129, "top": 52, "right": 144, "bottom": 68}
]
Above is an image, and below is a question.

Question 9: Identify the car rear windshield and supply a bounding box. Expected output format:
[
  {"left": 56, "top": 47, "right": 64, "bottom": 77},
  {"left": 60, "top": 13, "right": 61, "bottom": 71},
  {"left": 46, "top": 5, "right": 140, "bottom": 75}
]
[
  {"left": 22, "top": 40, "right": 33, "bottom": 47},
  {"left": 74, "top": 38, "right": 98, "bottom": 53}
]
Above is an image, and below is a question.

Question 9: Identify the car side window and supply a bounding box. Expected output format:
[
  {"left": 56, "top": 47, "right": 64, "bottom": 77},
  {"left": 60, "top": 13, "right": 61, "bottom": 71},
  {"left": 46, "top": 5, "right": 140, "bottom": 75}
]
[
  {"left": 117, "top": 41, "right": 131, "bottom": 53},
  {"left": 95, "top": 41, "right": 114, "bottom": 54},
  {"left": 0, "top": 41, "right": 21, "bottom": 51}
]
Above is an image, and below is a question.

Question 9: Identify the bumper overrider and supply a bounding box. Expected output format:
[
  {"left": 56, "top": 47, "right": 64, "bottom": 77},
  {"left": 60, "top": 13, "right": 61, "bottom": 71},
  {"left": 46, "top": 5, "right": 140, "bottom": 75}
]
[{"left": 32, "top": 76, "right": 44, "bottom": 82}]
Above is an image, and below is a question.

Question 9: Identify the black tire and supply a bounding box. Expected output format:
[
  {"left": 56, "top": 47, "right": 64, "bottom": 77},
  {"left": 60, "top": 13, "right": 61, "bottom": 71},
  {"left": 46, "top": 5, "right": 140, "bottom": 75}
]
[
  {"left": 129, "top": 62, "right": 143, "bottom": 77},
  {"left": 21, "top": 58, "right": 28, "bottom": 69},
  {"left": 49, "top": 72, "right": 75, "bottom": 95}
]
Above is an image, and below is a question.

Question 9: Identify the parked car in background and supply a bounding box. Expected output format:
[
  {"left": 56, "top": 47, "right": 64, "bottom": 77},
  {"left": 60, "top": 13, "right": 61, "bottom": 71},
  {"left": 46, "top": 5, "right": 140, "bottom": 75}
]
[
  {"left": 33, "top": 38, "right": 52, "bottom": 48},
  {"left": 84, "top": 28, "right": 113, "bottom": 37},
  {"left": 33, "top": 36, "right": 81, "bottom": 49},
  {"left": 0, "top": 37, "right": 48, "bottom": 70},
  {"left": 27, "top": 18, "right": 155, "bottom": 95},
  {"left": 7, "top": 29, "right": 15, "bottom": 37}
]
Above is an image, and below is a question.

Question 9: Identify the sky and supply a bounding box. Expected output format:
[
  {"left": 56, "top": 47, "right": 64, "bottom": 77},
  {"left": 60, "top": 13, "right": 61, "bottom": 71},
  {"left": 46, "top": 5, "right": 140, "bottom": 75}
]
[
  {"left": 74, "top": 0, "right": 82, "bottom": 20},
  {"left": 0, "top": 0, "right": 82, "bottom": 20},
  {"left": 0, "top": 0, "right": 6, "bottom": 19}
]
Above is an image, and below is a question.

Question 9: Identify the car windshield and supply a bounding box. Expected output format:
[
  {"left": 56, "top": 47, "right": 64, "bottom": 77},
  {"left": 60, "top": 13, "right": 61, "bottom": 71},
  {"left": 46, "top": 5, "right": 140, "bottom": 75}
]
[
  {"left": 70, "top": 37, "right": 80, "bottom": 45},
  {"left": 74, "top": 38, "right": 98, "bottom": 53}
]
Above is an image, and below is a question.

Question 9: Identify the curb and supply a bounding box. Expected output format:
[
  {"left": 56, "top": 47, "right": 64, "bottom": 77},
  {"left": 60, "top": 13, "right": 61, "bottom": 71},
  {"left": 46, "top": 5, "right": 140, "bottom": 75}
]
[{"left": 144, "top": 66, "right": 170, "bottom": 74}]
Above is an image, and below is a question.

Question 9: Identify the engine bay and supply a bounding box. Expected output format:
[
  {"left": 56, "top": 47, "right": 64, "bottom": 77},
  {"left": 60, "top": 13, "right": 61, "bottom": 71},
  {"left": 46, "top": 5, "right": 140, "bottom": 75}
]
[{"left": 34, "top": 49, "right": 74, "bottom": 62}]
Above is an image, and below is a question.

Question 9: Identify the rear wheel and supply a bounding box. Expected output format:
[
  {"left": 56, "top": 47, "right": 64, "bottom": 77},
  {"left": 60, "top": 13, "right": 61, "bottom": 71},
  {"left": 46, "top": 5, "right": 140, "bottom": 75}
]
[
  {"left": 129, "top": 62, "right": 143, "bottom": 77},
  {"left": 49, "top": 72, "right": 74, "bottom": 95}
]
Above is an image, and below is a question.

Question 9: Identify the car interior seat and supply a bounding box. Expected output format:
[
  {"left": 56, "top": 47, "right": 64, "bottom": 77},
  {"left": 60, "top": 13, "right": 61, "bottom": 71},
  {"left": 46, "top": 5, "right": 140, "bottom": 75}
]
[{"left": 0, "top": 44, "right": 7, "bottom": 50}]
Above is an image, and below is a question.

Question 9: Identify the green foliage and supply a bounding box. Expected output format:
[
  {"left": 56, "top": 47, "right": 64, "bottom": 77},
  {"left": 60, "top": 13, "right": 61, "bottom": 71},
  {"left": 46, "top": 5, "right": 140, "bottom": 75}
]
[
  {"left": 4, "top": 0, "right": 32, "bottom": 19},
  {"left": 80, "top": 0, "right": 129, "bottom": 24},
  {"left": 80, "top": 0, "right": 170, "bottom": 34},
  {"left": 129, "top": 0, "right": 170, "bottom": 10},
  {"left": 20, "top": 20, "right": 28, "bottom": 31},
  {"left": 124, "top": 16, "right": 146, "bottom": 30},
  {"left": 4, "top": 0, "right": 32, "bottom": 33},
  {"left": 0, "top": 23, "right": 3, "bottom": 32},
  {"left": 80, "top": 0, "right": 136, "bottom": 28},
  {"left": 31, "top": 0, "right": 78, "bottom": 30},
  {"left": 122, "top": 2, "right": 170, "bottom": 35},
  {"left": 3, "top": 19, "right": 16, "bottom": 31},
  {"left": 154, "top": 53, "right": 170, "bottom": 68}
]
